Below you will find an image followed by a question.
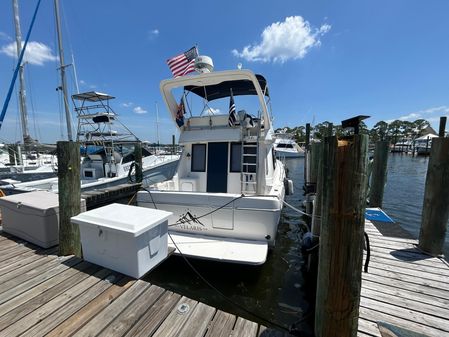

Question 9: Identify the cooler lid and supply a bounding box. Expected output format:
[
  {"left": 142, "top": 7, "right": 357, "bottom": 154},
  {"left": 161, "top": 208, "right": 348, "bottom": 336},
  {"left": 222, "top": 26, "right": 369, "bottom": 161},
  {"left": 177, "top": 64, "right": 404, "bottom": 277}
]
[
  {"left": 71, "top": 203, "right": 172, "bottom": 237},
  {"left": 0, "top": 191, "right": 59, "bottom": 210}
]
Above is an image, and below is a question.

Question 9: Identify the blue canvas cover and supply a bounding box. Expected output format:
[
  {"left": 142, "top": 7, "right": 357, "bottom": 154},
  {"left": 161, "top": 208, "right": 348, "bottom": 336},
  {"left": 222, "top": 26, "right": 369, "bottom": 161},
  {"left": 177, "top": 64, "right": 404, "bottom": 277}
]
[{"left": 365, "top": 207, "right": 395, "bottom": 223}]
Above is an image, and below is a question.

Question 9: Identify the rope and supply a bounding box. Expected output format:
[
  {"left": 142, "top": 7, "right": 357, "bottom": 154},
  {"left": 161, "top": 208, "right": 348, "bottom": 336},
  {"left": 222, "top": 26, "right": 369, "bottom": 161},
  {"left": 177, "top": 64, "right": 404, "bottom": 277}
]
[
  {"left": 140, "top": 187, "right": 310, "bottom": 333},
  {"left": 364, "top": 232, "right": 371, "bottom": 273},
  {"left": 283, "top": 200, "right": 312, "bottom": 218}
]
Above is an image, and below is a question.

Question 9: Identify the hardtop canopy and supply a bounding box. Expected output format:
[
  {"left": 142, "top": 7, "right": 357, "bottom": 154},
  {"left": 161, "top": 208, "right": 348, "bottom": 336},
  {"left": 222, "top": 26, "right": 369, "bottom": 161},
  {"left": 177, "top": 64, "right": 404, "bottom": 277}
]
[
  {"left": 184, "top": 74, "right": 269, "bottom": 101},
  {"left": 72, "top": 92, "right": 115, "bottom": 102}
]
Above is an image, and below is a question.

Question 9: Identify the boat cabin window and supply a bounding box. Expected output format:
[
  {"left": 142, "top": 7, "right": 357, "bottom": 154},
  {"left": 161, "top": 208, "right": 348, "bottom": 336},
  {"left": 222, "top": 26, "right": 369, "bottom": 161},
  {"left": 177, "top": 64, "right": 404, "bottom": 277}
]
[
  {"left": 230, "top": 143, "right": 242, "bottom": 172},
  {"left": 191, "top": 144, "right": 206, "bottom": 172}
]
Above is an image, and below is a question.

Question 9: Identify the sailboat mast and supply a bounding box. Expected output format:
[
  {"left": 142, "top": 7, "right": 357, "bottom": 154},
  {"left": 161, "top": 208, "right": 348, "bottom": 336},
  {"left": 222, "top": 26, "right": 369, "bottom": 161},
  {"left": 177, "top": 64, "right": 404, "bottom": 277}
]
[
  {"left": 12, "top": 0, "right": 31, "bottom": 144},
  {"left": 156, "top": 101, "right": 160, "bottom": 147},
  {"left": 53, "top": 0, "right": 73, "bottom": 141}
]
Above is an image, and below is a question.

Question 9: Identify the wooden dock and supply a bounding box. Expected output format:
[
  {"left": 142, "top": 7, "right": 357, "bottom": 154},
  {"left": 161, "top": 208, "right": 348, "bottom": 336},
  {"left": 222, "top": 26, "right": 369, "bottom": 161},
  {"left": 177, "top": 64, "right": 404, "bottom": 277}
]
[
  {"left": 0, "top": 230, "right": 290, "bottom": 337},
  {"left": 358, "top": 220, "right": 449, "bottom": 337}
]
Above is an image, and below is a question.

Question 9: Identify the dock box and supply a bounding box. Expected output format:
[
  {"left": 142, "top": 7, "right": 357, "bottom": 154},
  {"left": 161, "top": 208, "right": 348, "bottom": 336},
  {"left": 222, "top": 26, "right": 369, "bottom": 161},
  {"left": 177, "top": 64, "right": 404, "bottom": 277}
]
[
  {"left": 0, "top": 191, "right": 86, "bottom": 248},
  {"left": 71, "top": 204, "right": 172, "bottom": 278}
]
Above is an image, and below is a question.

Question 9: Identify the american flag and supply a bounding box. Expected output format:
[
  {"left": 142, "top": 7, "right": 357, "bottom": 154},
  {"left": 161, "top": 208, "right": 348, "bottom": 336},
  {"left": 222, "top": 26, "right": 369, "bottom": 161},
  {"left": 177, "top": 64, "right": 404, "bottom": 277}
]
[
  {"left": 228, "top": 92, "right": 238, "bottom": 127},
  {"left": 166, "top": 47, "right": 198, "bottom": 78}
]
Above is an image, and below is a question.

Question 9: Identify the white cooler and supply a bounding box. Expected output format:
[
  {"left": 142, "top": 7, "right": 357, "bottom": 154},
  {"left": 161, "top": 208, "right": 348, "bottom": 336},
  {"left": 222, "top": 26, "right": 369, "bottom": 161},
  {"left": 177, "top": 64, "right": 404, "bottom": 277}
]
[
  {"left": 71, "top": 203, "right": 172, "bottom": 278},
  {"left": 0, "top": 191, "right": 86, "bottom": 248}
]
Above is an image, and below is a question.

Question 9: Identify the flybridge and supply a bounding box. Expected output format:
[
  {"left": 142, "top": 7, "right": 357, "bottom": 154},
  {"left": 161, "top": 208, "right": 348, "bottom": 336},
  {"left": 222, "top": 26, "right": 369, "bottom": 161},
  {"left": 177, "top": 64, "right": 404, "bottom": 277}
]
[{"left": 159, "top": 70, "right": 273, "bottom": 132}]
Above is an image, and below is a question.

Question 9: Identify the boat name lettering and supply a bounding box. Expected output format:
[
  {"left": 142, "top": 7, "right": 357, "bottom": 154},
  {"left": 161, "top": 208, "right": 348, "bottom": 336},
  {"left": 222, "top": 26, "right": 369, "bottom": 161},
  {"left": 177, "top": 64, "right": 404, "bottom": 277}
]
[{"left": 177, "top": 225, "right": 208, "bottom": 231}]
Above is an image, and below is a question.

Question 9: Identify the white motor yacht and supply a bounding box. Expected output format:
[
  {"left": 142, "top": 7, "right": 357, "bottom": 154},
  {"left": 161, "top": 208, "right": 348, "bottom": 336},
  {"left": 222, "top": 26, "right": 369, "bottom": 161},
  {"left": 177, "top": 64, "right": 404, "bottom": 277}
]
[
  {"left": 137, "top": 60, "right": 292, "bottom": 265},
  {"left": 273, "top": 132, "right": 305, "bottom": 158}
]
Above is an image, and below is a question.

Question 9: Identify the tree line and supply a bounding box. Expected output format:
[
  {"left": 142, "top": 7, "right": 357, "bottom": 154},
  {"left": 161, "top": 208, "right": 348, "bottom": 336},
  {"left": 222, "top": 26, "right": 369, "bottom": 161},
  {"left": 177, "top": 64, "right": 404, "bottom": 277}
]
[{"left": 276, "top": 119, "right": 433, "bottom": 144}]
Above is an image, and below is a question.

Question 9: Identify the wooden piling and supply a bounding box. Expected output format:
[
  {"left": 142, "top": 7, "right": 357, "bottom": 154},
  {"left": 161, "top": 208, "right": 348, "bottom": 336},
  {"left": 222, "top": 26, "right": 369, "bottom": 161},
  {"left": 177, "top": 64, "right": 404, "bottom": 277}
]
[
  {"left": 369, "top": 140, "right": 389, "bottom": 208},
  {"left": 305, "top": 123, "right": 311, "bottom": 183},
  {"left": 57, "top": 141, "right": 82, "bottom": 257},
  {"left": 311, "top": 142, "right": 324, "bottom": 237},
  {"left": 309, "top": 142, "right": 321, "bottom": 191},
  {"left": 315, "top": 135, "right": 369, "bottom": 337},
  {"left": 418, "top": 137, "right": 449, "bottom": 256},
  {"left": 439, "top": 116, "right": 447, "bottom": 137},
  {"left": 134, "top": 142, "right": 143, "bottom": 183}
]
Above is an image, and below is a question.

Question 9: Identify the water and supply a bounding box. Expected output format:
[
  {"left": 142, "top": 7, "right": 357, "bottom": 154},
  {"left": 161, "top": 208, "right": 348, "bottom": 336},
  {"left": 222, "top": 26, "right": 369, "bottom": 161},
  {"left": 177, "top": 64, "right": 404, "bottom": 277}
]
[
  {"left": 144, "top": 158, "right": 313, "bottom": 335},
  {"left": 143, "top": 153, "right": 449, "bottom": 334},
  {"left": 382, "top": 153, "right": 449, "bottom": 259}
]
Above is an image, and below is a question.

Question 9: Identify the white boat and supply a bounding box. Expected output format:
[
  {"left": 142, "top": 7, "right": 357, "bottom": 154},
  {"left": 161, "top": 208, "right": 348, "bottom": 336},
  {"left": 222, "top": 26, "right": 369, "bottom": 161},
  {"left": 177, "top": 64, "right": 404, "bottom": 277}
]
[
  {"left": 0, "top": 92, "right": 179, "bottom": 194},
  {"left": 414, "top": 133, "right": 438, "bottom": 155},
  {"left": 137, "top": 60, "right": 292, "bottom": 265},
  {"left": 0, "top": 0, "right": 58, "bottom": 180},
  {"left": 273, "top": 132, "right": 305, "bottom": 158}
]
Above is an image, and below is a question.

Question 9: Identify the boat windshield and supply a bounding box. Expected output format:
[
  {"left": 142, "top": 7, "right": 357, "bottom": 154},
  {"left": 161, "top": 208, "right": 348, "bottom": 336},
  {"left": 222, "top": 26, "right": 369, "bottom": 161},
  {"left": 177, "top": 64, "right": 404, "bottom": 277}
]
[{"left": 171, "top": 84, "right": 270, "bottom": 120}]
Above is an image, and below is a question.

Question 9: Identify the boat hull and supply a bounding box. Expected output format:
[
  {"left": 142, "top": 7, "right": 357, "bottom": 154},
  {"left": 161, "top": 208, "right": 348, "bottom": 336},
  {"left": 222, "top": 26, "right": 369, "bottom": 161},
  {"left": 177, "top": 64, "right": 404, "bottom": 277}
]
[
  {"left": 0, "top": 156, "right": 179, "bottom": 195},
  {"left": 137, "top": 190, "right": 283, "bottom": 247}
]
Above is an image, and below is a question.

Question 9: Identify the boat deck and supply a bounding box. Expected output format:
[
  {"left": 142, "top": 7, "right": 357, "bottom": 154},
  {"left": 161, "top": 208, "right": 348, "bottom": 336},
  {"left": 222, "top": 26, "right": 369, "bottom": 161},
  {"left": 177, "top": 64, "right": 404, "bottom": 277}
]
[
  {"left": 358, "top": 220, "right": 449, "bottom": 336},
  {"left": 0, "top": 230, "right": 291, "bottom": 337}
]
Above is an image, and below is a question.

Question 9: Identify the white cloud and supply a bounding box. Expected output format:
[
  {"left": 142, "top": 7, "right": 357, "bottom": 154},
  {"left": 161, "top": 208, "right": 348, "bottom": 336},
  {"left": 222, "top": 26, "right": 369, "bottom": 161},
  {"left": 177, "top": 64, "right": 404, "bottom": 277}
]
[
  {"left": 148, "top": 29, "right": 159, "bottom": 39},
  {"left": 232, "top": 16, "right": 331, "bottom": 63},
  {"left": 397, "top": 106, "right": 449, "bottom": 122},
  {"left": 0, "top": 41, "right": 58, "bottom": 65},
  {"left": 133, "top": 106, "right": 148, "bottom": 114},
  {"left": 122, "top": 102, "right": 134, "bottom": 108},
  {"left": 79, "top": 79, "right": 97, "bottom": 89},
  {"left": 0, "top": 32, "right": 11, "bottom": 41},
  {"left": 398, "top": 112, "right": 421, "bottom": 121}
]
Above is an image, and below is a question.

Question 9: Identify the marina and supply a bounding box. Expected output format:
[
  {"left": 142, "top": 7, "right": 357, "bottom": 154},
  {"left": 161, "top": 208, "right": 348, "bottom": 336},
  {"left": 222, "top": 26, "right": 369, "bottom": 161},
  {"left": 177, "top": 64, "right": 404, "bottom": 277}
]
[
  {"left": 0, "top": 202, "right": 448, "bottom": 336},
  {"left": 0, "top": 2, "right": 448, "bottom": 335}
]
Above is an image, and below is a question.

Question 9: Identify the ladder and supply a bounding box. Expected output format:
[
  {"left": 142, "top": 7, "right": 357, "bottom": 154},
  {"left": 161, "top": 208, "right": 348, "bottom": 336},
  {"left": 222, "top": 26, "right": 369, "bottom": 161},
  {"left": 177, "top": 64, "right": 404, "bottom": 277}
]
[{"left": 241, "top": 137, "right": 258, "bottom": 194}]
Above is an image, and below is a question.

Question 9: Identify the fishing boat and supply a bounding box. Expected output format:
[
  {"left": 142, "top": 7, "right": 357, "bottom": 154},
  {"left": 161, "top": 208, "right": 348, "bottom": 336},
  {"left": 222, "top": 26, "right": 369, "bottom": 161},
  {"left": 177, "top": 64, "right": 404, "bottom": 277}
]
[
  {"left": 0, "top": 92, "right": 179, "bottom": 194},
  {"left": 137, "top": 57, "right": 292, "bottom": 265},
  {"left": 273, "top": 132, "right": 305, "bottom": 158}
]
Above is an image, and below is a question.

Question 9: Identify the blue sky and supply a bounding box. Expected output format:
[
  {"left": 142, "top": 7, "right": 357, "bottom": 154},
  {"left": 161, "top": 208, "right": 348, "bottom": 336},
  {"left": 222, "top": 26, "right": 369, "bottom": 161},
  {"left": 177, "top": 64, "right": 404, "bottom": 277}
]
[{"left": 1, "top": 0, "right": 449, "bottom": 144}]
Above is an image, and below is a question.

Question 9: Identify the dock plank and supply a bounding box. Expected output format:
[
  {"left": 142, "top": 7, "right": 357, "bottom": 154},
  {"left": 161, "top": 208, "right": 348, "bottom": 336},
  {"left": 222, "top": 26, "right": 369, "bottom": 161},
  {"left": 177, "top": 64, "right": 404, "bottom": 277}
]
[
  {"left": 97, "top": 284, "right": 165, "bottom": 337},
  {"left": 45, "top": 276, "right": 135, "bottom": 337},
  {"left": 232, "top": 317, "right": 259, "bottom": 337},
  {"left": 177, "top": 302, "right": 216, "bottom": 337},
  {"left": 152, "top": 297, "right": 199, "bottom": 337},
  {"left": 20, "top": 273, "right": 121, "bottom": 337},
  {"left": 359, "top": 306, "right": 448, "bottom": 337},
  {"left": 0, "top": 252, "right": 60, "bottom": 285},
  {"left": 361, "top": 279, "right": 449, "bottom": 309},
  {"left": 0, "top": 260, "right": 92, "bottom": 317},
  {"left": 0, "top": 256, "right": 80, "bottom": 306},
  {"left": 0, "top": 262, "right": 99, "bottom": 333},
  {"left": 359, "top": 220, "right": 449, "bottom": 337},
  {"left": 0, "top": 248, "right": 56, "bottom": 276},
  {"left": 123, "top": 291, "right": 181, "bottom": 337},
  {"left": 204, "top": 310, "right": 236, "bottom": 337},
  {"left": 0, "top": 267, "right": 109, "bottom": 337},
  {"left": 71, "top": 280, "right": 150, "bottom": 337}
]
